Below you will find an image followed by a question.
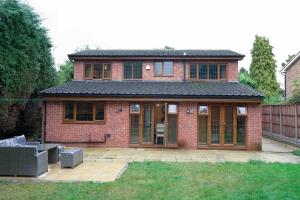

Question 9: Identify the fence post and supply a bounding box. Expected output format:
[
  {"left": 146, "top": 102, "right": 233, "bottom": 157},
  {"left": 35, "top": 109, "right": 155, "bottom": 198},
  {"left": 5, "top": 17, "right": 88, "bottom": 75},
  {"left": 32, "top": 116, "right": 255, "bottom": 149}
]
[
  {"left": 270, "top": 105, "right": 272, "bottom": 133},
  {"left": 295, "top": 105, "right": 298, "bottom": 143},
  {"left": 269, "top": 105, "right": 273, "bottom": 133},
  {"left": 279, "top": 106, "right": 282, "bottom": 136}
]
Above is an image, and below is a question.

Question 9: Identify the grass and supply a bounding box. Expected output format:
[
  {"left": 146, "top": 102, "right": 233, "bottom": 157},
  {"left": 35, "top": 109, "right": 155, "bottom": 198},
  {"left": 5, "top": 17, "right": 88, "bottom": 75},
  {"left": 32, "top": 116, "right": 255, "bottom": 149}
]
[
  {"left": 1, "top": 161, "right": 300, "bottom": 200},
  {"left": 292, "top": 149, "right": 300, "bottom": 156}
]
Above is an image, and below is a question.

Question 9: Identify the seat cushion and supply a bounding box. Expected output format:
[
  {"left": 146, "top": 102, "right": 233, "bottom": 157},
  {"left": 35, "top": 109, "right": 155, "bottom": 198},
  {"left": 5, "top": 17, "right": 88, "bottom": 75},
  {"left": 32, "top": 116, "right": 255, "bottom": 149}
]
[
  {"left": 14, "top": 135, "right": 26, "bottom": 144},
  {"left": 0, "top": 138, "right": 18, "bottom": 147}
]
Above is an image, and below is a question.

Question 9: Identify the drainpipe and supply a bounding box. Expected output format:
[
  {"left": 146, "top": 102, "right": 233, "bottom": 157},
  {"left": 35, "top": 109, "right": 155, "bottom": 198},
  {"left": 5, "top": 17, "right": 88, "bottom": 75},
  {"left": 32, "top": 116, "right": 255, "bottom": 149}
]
[
  {"left": 183, "top": 61, "right": 186, "bottom": 81},
  {"left": 43, "top": 101, "right": 47, "bottom": 144}
]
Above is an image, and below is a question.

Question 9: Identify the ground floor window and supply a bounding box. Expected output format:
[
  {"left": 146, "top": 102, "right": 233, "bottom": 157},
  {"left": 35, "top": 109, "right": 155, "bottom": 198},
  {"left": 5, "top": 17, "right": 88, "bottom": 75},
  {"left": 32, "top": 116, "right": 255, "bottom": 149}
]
[
  {"left": 63, "top": 102, "right": 105, "bottom": 122},
  {"left": 198, "top": 104, "right": 247, "bottom": 146}
]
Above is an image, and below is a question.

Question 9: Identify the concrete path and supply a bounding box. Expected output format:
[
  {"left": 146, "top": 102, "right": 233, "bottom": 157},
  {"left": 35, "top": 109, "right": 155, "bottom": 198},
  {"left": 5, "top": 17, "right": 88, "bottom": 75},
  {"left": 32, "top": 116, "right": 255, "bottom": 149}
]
[
  {"left": 1, "top": 137, "right": 299, "bottom": 183},
  {"left": 82, "top": 137, "right": 300, "bottom": 164}
]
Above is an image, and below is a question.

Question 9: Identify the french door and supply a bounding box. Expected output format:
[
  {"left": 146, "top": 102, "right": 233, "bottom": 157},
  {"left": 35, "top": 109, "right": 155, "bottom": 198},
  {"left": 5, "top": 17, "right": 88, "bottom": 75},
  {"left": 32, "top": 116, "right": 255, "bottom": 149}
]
[
  {"left": 141, "top": 105, "right": 154, "bottom": 144},
  {"left": 199, "top": 104, "right": 246, "bottom": 147},
  {"left": 129, "top": 103, "right": 178, "bottom": 146}
]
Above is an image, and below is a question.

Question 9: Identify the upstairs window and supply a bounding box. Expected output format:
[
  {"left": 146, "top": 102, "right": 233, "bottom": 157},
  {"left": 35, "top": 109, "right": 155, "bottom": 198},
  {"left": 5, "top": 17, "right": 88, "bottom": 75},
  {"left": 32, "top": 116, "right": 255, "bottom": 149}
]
[
  {"left": 84, "top": 63, "right": 111, "bottom": 79},
  {"left": 154, "top": 61, "right": 173, "bottom": 76},
  {"left": 124, "top": 62, "right": 142, "bottom": 79},
  {"left": 84, "top": 64, "right": 92, "bottom": 79},
  {"left": 189, "top": 63, "right": 226, "bottom": 80}
]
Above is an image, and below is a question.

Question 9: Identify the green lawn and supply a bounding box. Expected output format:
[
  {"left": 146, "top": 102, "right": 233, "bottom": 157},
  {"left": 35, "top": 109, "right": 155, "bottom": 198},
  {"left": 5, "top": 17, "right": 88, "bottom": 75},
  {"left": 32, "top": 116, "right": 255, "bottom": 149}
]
[{"left": 1, "top": 161, "right": 300, "bottom": 200}]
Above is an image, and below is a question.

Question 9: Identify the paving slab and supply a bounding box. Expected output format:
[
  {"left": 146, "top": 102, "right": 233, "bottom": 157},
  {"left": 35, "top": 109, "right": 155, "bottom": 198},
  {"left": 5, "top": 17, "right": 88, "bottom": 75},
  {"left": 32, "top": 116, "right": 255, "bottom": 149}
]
[{"left": 1, "top": 137, "right": 299, "bottom": 183}]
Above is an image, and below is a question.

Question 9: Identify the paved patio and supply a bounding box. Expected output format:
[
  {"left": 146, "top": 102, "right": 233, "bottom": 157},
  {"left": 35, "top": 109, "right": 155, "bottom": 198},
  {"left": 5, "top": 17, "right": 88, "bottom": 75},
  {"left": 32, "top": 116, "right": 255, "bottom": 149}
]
[{"left": 1, "top": 137, "right": 299, "bottom": 183}]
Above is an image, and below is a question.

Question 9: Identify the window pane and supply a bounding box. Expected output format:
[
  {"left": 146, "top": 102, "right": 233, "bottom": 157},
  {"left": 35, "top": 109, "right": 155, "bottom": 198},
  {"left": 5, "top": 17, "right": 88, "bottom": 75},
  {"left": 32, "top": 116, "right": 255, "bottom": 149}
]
[
  {"left": 168, "top": 104, "right": 177, "bottom": 114},
  {"left": 76, "top": 103, "right": 93, "bottom": 121},
  {"left": 124, "top": 62, "right": 132, "bottom": 79},
  {"left": 130, "top": 115, "right": 139, "bottom": 144},
  {"left": 209, "top": 64, "right": 218, "bottom": 79},
  {"left": 190, "top": 64, "right": 197, "bottom": 79},
  {"left": 130, "top": 104, "right": 140, "bottom": 113},
  {"left": 220, "top": 64, "right": 226, "bottom": 79},
  {"left": 95, "top": 103, "right": 105, "bottom": 121},
  {"left": 154, "top": 62, "right": 163, "bottom": 75},
  {"left": 237, "top": 116, "right": 246, "bottom": 145},
  {"left": 64, "top": 103, "right": 74, "bottom": 120},
  {"left": 199, "top": 115, "right": 208, "bottom": 144},
  {"left": 199, "top": 105, "right": 208, "bottom": 114},
  {"left": 93, "top": 64, "right": 102, "bottom": 79},
  {"left": 163, "top": 61, "right": 173, "bottom": 76},
  {"left": 225, "top": 106, "right": 233, "bottom": 144},
  {"left": 103, "top": 64, "right": 111, "bottom": 79},
  {"left": 237, "top": 106, "right": 247, "bottom": 115},
  {"left": 199, "top": 64, "right": 208, "bottom": 79},
  {"left": 168, "top": 115, "right": 177, "bottom": 144},
  {"left": 133, "top": 62, "right": 142, "bottom": 79},
  {"left": 84, "top": 64, "right": 92, "bottom": 78}
]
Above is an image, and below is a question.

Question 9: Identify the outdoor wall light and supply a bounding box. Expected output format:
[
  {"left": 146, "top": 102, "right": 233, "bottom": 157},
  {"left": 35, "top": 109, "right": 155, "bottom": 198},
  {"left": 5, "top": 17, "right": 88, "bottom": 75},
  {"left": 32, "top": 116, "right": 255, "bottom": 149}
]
[
  {"left": 146, "top": 65, "right": 150, "bottom": 70},
  {"left": 116, "top": 104, "right": 122, "bottom": 113},
  {"left": 186, "top": 106, "right": 193, "bottom": 114}
]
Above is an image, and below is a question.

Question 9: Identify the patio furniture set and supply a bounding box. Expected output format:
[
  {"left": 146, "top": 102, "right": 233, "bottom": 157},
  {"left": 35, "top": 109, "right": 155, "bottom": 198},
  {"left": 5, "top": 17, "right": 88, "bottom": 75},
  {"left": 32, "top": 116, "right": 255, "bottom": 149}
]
[{"left": 0, "top": 135, "right": 83, "bottom": 177}]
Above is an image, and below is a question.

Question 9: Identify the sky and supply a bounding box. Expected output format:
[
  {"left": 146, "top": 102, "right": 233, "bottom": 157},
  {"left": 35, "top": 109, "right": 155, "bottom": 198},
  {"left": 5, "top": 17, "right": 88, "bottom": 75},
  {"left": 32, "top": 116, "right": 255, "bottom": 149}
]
[{"left": 24, "top": 0, "right": 300, "bottom": 87}]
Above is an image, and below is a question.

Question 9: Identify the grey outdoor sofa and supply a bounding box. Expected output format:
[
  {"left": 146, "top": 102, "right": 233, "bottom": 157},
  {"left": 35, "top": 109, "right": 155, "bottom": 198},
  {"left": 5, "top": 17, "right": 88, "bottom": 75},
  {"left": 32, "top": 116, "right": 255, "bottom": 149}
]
[{"left": 0, "top": 135, "right": 48, "bottom": 177}]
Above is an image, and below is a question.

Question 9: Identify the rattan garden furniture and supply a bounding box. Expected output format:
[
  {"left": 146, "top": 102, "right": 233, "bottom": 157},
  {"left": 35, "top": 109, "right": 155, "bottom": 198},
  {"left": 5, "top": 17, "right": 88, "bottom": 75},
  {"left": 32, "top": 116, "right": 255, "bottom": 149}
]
[{"left": 61, "top": 148, "right": 83, "bottom": 168}]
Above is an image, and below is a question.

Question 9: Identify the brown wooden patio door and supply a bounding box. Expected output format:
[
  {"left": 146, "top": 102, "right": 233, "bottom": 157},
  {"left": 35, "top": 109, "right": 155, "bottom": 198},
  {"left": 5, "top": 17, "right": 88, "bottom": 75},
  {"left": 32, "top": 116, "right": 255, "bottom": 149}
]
[
  {"left": 199, "top": 105, "right": 238, "bottom": 146},
  {"left": 141, "top": 105, "right": 154, "bottom": 144}
]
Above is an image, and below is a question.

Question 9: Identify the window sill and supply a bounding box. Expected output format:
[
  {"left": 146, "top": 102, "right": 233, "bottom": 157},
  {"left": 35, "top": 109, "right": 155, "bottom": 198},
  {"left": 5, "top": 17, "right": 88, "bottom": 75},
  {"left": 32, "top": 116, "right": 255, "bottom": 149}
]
[
  {"left": 153, "top": 75, "right": 174, "bottom": 77},
  {"left": 63, "top": 120, "right": 105, "bottom": 124}
]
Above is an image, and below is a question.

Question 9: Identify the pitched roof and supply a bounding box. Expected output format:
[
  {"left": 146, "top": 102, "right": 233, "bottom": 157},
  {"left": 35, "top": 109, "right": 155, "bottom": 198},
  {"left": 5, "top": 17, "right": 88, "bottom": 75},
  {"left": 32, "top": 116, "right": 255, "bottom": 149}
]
[
  {"left": 40, "top": 81, "right": 263, "bottom": 99},
  {"left": 280, "top": 51, "right": 300, "bottom": 73},
  {"left": 68, "top": 49, "right": 244, "bottom": 59}
]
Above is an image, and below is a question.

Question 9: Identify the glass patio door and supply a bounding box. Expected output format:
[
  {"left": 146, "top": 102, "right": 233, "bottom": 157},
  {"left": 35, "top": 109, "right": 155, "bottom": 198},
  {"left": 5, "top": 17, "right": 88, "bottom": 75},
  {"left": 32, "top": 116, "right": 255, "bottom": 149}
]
[
  {"left": 211, "top": 105, "right": 221, "bottom": 144},
  {"left": 142, "top": 105, "right": 154, "bottom": 144}
]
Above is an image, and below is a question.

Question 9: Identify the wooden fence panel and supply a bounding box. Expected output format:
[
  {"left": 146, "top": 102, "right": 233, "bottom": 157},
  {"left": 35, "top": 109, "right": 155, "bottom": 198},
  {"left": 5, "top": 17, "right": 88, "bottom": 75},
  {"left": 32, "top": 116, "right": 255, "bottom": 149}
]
[{"left": 262, "top": 104, "right": 300, "bottom": 146}]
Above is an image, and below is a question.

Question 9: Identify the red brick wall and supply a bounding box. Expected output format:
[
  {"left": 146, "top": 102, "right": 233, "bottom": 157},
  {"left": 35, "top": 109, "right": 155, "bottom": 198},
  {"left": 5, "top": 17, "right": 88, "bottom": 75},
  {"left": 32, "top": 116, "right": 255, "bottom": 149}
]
[
  {"left": 285, "top": 57, "right": 300, "bottom": 98},
  {"left": 45, "top": 101, "right": 129, "bottom": 147},
  {"left": 45, "top": 101, "right": 261, "bottom": 150},
  {"left": 227, "top": 61, "right": 238, "bottom": 81},
  {"left": 73, "top": 62, "right": 83, "bottom": 80},
  {"left": 111, "top": 62, "right": 123, "bottom": 80},
  {"left": 177, "top": 102, "right": 198, "bottom": 148},
  {"left": 247, "top": 104, "right": 262, "bottom": 150}
]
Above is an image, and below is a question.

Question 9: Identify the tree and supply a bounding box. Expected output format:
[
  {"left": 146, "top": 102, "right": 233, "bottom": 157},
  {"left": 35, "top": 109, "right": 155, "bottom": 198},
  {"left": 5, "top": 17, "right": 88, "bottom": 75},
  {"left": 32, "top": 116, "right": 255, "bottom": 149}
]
[
  {"left": 281, "top": 54, "right": 296, "bottom": 69},
  {"left": 58, "top": 60, "right": 73, "bottom": 85},
  {"left": 163, "top": 46, "right": 175, "bottom": 50},
  {"left": 238, "top": 67, "right": 257, "bottom": 89},
  {"left": 289, "top": 80, "right": 300, "bottom": 104},
  {"left": 0, "top": 0, "right": 57, "bottom": 136},
  {"left": 249, "top": 35, "right": 279, "bottom": 98}
]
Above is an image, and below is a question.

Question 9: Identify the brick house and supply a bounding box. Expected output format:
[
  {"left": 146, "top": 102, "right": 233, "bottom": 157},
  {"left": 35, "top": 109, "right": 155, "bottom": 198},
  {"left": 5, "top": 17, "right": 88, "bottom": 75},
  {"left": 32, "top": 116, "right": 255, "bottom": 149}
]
[
  {"left": 281, "top": 51, "right": 300, "bottom": 99},
  {"left": 40, "top": 49, "right": 263, "bottom": 150}
]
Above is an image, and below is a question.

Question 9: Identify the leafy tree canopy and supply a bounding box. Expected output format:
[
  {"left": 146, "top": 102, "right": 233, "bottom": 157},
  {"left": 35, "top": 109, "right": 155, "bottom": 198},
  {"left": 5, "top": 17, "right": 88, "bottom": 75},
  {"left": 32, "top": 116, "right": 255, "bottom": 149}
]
[
  {"left": 289, "top": 80, "right": 300, "bottom": 104},
  {"left": 0, "top": 0, "right": 57, "bottom": 100},
  {"left": 58, "top": 60, "right": 73, "bottom": 85},
  {"left": 281, "top": 54, "right": 296, "bottom": 69},
  {"left": 238, "top": 67, "right": 257, "bottom": 89},
  {"left": 249, "top": 35, "right": 279, "bottom": 98},
  {"left": 0, "top": 0, "right": 57, "bottom": 133}
]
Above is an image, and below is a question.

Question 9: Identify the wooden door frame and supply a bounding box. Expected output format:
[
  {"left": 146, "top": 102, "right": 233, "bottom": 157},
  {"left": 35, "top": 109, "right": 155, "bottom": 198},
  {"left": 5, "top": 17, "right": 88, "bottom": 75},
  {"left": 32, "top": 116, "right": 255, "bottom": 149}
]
[
  {"left": 129, "top": 102, "right": 178, "bottom": 148},
  {"left": 198, "top": 103, "right": 247, "bottom": 148},
  {"left": 140, "top": 103, "right": 155, "bottom": 145}
]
